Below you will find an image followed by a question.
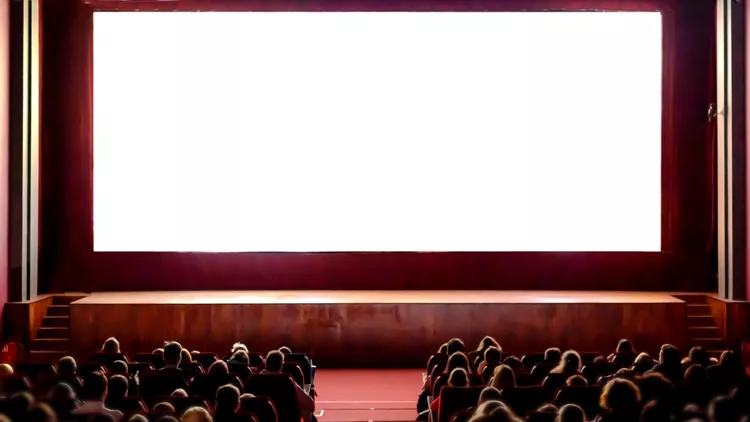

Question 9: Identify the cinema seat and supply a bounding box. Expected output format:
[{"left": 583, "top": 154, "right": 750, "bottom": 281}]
[
  {"left": 530, "top": 362, "right": 555, "bottom": 381},
  {"left": 192, "top": 352, "right": 218, "bottom": 370},
  {"left": 437, "top": 386, "right": 483, "bottom": 422},
  {"left": 127, "top": 362, "right": 155, "bottom": 375},
  {"left": 133, "top": 353, "right": 165, "bottom": 369},
  {"left": 154, "top": 395, "right": 211, "bottom": 413},
  {"left": 77, "top": 362, "right": 106, "bottom": 378},
  {"left": 515, "top": 373, "right": 538, "bottom": 387},
  {"left": 189, "top": 373, "right": 244, "bottom": 401},
  {"left": 229, "top": 362, "right": 252, "bottom": 380},
  {"left": 284, "top": 353, "right": 313, "bottom": 385},
  {"left": 521, "top": 354, "right": 545, "bottom": 370},
  {"left": 108, "top": 396, "right": 148, "bottom": 412},
  {"left": 137, "top": 371, "right": 189, "bottom": 405},
  {"left": 90, "top": 352, "right": 128, "bottom": 368},
  {"left": 500, "top": 386, "right": 552, "bottom": 417},
  {"left": 245, "top": 374, "right": 301, "bottom": 422},
  {"left": 239, "top": 395, "right": 279, "bottom": 422},
  {"left": 448, "top": 407, "right": 474, "bottom": 422},
  {"left": 0, "top": 373, "right": 30, "bottom": 396},
  {"left": 427, "top": 353, "right": 448, "bottom": 374},
  {"left": 554, "top": 385, "right": 602, "bottom": 418},
  {"left": 282, "top": 362, "right": 304, "bottom": 388}
]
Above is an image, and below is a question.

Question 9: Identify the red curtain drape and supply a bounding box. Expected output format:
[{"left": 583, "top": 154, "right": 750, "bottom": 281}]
[{"left": 40, "top": 0, "right": 716, "bottom": 293}]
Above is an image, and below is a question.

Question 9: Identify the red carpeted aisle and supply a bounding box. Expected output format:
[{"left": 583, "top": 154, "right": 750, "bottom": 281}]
[{"left": 314, "top": 369, "right": 422, "bottom": 421}]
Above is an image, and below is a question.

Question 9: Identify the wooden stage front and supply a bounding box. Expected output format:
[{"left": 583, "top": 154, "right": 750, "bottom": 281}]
[{"left": 69, "top": 291, "right": 687, "bottom": 367}]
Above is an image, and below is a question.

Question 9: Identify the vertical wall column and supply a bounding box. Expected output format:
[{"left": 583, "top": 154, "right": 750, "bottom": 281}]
[
  {"left": 8, "top": 0, "right": 39, "bottom": 302},
  {"left": 718, "top": 0, "right": 747, "bottom": 300}
]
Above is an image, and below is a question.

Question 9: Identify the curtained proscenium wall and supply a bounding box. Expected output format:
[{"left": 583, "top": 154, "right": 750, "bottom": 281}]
[{"left": 40, "top": 0, "right": 716, "bottom": 293}]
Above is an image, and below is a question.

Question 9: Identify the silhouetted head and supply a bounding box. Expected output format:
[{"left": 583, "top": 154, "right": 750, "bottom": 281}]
[
  {"left": 566, "top": 375, "right": 587, "bottom": 387},
  {"left": 102, "top": 337, "right": 120, "bottom": 354},
  {"left": 58, "top": 356, "right": 77, "bottom": 377},
  {"left": 448, "top": 367, "right": 468, "bottom": 387},
  {"left": 265, "top": 350, "right": 284, "bottom": 373},
  {"left": 484, "top": 347, "right": 502, "bottom": 365},
  {"left": 544, "top": 348, "right": 562, "bottom": 363},
  {"left": 478, "top": 386, "right": 502, "bottom": 405},
  {"left": 81, "top": 371, "right": 108, "bottom": 401},
  {"left": 616, "top": 339, "right": 633, "bottom": 354},
  {"left": 600, "top": 378, "right": 641, "bottom": 413},
  {"left": 163, "top": 341, "right": 183, "bottom": 366},
  {"left": 106, "top": 374, "right": 128, "bottom": 401},
  {"left": 446, "top": 338, "right": 465, "bottom": 356},
  {"left": 207, "top": 360, "right": 228, "bottom": 376},
  {"left": 215, "top": 384, "right": 240, "bottom": 414},
  {"left": 476, "top": 336, "right": 500, "bottom": 353},
  {"left": 182, "top": 406, "right": 213, "bottom": 422},
  {"left": 490, "top": 365, "right": 516, "bottom": 390},
  {"left": 110, "top": 360, "right": 128, "bottom": 375},
  {"left": 446, "top": 352, "right": 470, "bottom": 373},
  {"left": 557, "top": 404, "right": 585, "bottom": 422}
]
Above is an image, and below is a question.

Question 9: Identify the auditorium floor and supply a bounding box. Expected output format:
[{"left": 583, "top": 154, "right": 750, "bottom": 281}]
[{"left": 315, "top": 369, "right": 421, "bottom": 421}]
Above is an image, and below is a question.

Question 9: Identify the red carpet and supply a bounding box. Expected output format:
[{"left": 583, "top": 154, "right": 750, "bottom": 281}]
[{"left": 314, "top": 369, "right": 422, "bottom": 421}]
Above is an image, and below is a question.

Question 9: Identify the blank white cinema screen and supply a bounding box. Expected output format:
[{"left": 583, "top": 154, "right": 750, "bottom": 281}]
[{"left": 92, "top": 12, "right": 662, "bottom": 252}]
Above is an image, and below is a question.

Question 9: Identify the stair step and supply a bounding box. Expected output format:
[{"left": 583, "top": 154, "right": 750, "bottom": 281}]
[
  {"left": 687, "top": 326, "right": 721, "bottom": 337},
  {"left": 686, "top": 304, "right": 712, "bottom": 316},
  {"left": 28, "top": 350, "right": 68, "bottom": 362},
  {"left": 31, "top": 338, "right": 69, "bottom": 350},
  {"left": 41, "top": 316, "right": 69, "bottom": 328},
  {"left": 46, "top": 305, "right": 70, "bottom": 317},
  {"left": 673, "top": 294, "right": 709, "bottom": 304},
  {"left": 36, "top": 327, "right": 69, "bottom": 338},
  {"left": 687, "top": 314, "right": 715, "bottom": 322},
  {"left": 687, "top": 338, "right": 725, "bottom": 349},
  {"left": 51, "top": 295, "right": 87, "bottom": 306}
]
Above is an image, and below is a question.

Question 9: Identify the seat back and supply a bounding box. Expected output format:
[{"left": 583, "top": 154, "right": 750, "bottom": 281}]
[
  {"left": 284, "top": 353, "right": 312, "bottom": 383},
  {"left": 437, "top": 386, "right": 483, "bottom": 422},
  {"left": 248, "top": 352, "right": 265, "bottom": 368},
  {"left": 240, "top": 395, "right": 279, "bottom": 422},
  {"left": 154, "top": 395, "right": 211, "bottom": 413},
  {"left": 516, "top": 373, "right": 538, "bottom": 387},
  {"left": 246, "top": 374, "right": 301, "bottom": 422},
  {"left": 134, "top": 353, "right": 165, "bottom": 369},
  {"left": 282, "top": 362, "right": 304, "bottom": 388},
  {"left": 78, "top": 362, "right": 106, "bottom": 378},
  {"left": 180, "top": 361, "right": 205, "bottom": 373},
  {"left": 530, "top": 362, "right": 555, "bottom": 381},
  {"left": 0, "top": 374, "right": 30, "bottom": 396},
  {"left": 189, "top": 373, "right": 244, "bottom": 402},
  {"left": 500, "top": 386, "right": 552, "bottom": 417},
  {"left": 137, "top": 371, "right": 189, "bottom": 405},
  {"left": 229, "top": 362, "right": 252, "bottom": 381},
  {"left": 90, "top": 353, "right": 127, "bottom": 368},
  {"left": 128, "top": 362, "right": 155, "bottom": 375},
  {"left": 554, "top": 385, "right": 602, "bottom": 418},
  {"left": 427, "top": 353, "right": 448, "bottom": 374},
  {"left": 193, "top": 353, "right": 218, "bottom": 371},
  {"left": 521, "top": 354, "right": 545, "bottom": 370}
]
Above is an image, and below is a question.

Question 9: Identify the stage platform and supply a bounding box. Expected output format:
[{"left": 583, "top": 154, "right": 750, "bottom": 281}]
[{"left": 69, "top": 291, "right": 687, "bottom": 367}]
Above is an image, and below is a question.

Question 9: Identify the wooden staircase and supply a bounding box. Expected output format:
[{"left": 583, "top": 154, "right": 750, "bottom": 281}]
[
  {"left": 28, "top": 294, "right": 87, "bottom": 362},
  {"left": 674, "top": 294, "right": 725, "bottom": 359}
]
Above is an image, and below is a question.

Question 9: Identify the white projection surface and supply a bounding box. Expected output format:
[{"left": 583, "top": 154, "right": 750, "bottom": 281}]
[{"left": 93, "top": 12, "right": 662, "bottom": 252}]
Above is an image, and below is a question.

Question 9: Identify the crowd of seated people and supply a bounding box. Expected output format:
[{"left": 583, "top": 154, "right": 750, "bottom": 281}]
[
  {"left": 0, "top": 338, "right": 315, "bottom": 422},
  {"left": 419, "top": 336, "right": 750, "bottom": 422}
]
